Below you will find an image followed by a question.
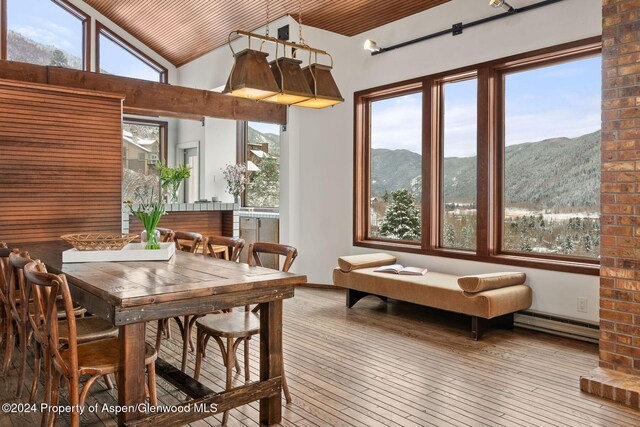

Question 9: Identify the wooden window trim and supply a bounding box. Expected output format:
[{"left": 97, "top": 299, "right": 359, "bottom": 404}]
[
  {"left": 95, "top": 21, "right": 168, "bottom": 83},
  {"left": 1, "top": 0, "right": 6, "bottom": 60},
  {"left": 1, "top": 0, "right": 90, "bottom": 70},
  {"left": 237, "top": 120, "right": 281, "bottom": 210},
  {"left": 433, "top": 71, "right": 479, "bottom": 254},
  {"left": 122, "top": 117, "right": 169, "bottom": 164},
  {"left": 53, "top": 0, "right": 90, "bottom": 71},
  {"left": 354, "top": 36, "right": 602, "bottom": 276}
]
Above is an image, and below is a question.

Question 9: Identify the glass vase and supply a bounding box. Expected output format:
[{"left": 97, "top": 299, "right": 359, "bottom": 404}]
[{"left": 141, "top": 229, "right": 161, "bottom": 250}]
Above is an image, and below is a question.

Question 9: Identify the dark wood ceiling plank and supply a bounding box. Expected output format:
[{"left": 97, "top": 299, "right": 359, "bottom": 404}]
[{"left": 82, "top": 0, "right": 451, "bottom": 66}]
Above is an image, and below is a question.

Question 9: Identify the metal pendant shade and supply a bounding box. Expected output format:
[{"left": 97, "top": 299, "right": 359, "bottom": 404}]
[
  {"left": 262, "top": 57, "right": 313, "bottom": 105},
  {"left": 295, "top": 63, "right": 344, "bottom": 109},
  {"left": 222, "top": 49, "right": 280, "bottom": 100}
]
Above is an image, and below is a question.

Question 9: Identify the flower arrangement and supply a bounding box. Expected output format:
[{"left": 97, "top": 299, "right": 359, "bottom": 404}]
[
  {"left": 123, "top": 187, "right": 166, "bottom": 250},
  {"left": 156, "top": 161, "right": 192, "bottom": 203},
  {"left": 222, "top": 163, "right": 249, "bottom": 201}
]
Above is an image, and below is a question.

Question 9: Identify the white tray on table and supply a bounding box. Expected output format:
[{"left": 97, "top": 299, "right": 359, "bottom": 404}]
[{"left": 62, "top": 242, "right": 176, "bottom": 263}]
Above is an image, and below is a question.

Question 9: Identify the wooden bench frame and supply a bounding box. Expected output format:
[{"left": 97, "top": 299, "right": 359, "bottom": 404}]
[{"left": 346, "top": 288, "right": 515, "bottom": 340}]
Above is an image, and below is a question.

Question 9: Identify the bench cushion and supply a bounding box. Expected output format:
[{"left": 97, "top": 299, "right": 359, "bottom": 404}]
[
  {"left": 333, "top": 267, "right": 532, "bottom": 319},
  {"left": 337, "top": 253, "right": 397, "bottom": 272},
  {"left": 458, "top": 272, "right": 526, "bottom": 293}
]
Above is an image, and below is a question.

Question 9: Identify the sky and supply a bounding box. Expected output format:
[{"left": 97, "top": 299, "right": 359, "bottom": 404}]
[
  {"left": 8, "top": 0, "right": 161, "bottom": 81},
  {"left": 8, "top": 0, "right": 82, "bottom": 56},
  {"left": 249, "top": 122, "right": 280, "bottom": 135},
  {"left": 372, "top": 56, "right": 601, "bottom": 158}
]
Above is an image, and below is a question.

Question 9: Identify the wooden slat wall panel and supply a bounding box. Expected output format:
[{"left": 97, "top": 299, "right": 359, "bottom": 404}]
[
  {"left": 128, "top": 211, "right": 229, "bottom": 237},
  {"left": 221, "top": 211, "right": 234, "bottom": 237},
  {"left": 0, "top": 79, "right": 124, "bottom": 245}
]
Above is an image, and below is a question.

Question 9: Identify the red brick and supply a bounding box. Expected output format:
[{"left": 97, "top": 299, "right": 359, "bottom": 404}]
[
  {"left": 602, "top": 225, "right": 633, "bottom": 236},
  {"left": 600, "top": 350, "right": 633, "bottom": 367},
  {"left": 600, "top": 309, "right": 634, "bottom": 323}
]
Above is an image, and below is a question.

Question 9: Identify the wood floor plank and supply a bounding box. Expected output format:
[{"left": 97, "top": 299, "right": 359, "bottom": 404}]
[{"left": 1, "top": 288, "right": 639, "bottom": 427}]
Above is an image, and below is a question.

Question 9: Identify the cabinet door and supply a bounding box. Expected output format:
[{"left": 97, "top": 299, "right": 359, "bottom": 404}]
[
  {"left": 258, "top": 218, "right": 279, "bottom": 269},
  {"left": 239, "top": 217, "right": 258, "bottom": 264}
]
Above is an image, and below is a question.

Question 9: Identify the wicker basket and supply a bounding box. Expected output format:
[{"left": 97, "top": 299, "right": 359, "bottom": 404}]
[{"left": 61, "top": 233, "right": 138, "bottom": 251}]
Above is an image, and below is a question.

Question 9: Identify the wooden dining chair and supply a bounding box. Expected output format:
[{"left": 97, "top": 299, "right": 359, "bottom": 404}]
[
  {"left": 204, "top": 236, "right": 245, "bottom": 262},
  {"left": 0, "top": 243, "right": 12, "bottom": 374},
  {"left": 157, "top": 227, "right": 175, "bottom": 242},
  {"left": 24, "top": 260, "right": 158, "bottom": 427},
  {"left": 156, "top": 230, "right": 203, "bottom": 371},
  {"left": 194, "top": 242, "right": 297, "bottom": 425},
  {"left": 24, "top": 266, "right": 119, "bottom": 405},
  {"left": 173, "top": 231, "right": 203, "bottom": 253}
]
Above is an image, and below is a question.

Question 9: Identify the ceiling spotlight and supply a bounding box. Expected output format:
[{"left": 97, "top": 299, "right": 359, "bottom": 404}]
[
  {"left": 489, "top": 0, "right": 513, "bottom": 12},
  {"left": 364, "top": 39, "right": 381, "bottom": 53}
]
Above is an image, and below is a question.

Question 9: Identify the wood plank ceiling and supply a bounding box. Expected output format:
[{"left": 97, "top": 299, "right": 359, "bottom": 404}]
[{"left": 83, "top": 0, "right": 451, "bottom": 66}]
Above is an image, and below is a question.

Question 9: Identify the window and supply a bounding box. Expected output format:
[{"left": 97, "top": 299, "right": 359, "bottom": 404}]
[
  {"left": 122, "top": 118, "right": 166, "bottom": 201},
  {"left": 96, "top": 23, "right": 167, "bottom": 82},
  {"left": 241, "top": 122, "right": 281, "bottom": 209},
  {"left": 501, "top": 56, "right": 601, "bottom": 259},
  {"left": 441, "top": 77, "right": 477, "bottom": 251},
  {"left": 4, "top": 0, "right": 89, "bottom": 69},
  {"left": 355, "top": 38, "right": 601, "bottom": 274},
  {"left": 369, "top": 92, "right": 422, "bottom": 242}
]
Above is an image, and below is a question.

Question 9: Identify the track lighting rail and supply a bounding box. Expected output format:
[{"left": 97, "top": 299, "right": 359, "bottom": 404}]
[{"left": 370, "top": 0, "right": 566, "bottom": 56}]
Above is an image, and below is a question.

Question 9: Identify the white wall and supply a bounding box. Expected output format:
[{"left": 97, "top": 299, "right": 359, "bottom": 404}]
[
  {"left": 176, "top": 0, "right": 602, "bottom": 322},
  {"left": 284, "top": 0, "right": 602, "bottom": 323}
]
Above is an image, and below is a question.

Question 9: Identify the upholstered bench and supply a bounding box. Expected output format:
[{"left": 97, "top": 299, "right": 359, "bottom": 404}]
[{"left": 332, "top": 253, "right": 532, "bottom": 340}]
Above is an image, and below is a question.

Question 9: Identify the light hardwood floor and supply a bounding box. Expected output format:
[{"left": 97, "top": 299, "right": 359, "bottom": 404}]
[{"left": 1, "top": 287, "right": 639, "bottom": 427}]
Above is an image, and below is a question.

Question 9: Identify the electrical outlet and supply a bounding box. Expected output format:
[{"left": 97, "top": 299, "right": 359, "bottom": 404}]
[{"left": 577, "top": 297, "right": 588, "bottom": 313}]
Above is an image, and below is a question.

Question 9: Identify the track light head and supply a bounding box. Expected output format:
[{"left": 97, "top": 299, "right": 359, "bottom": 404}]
[
  {"left": 363, "top": 39, "right": 381, "bottom": 53},
  {"left": 489, "top": 0, "right": 514, "bottom": 12}
]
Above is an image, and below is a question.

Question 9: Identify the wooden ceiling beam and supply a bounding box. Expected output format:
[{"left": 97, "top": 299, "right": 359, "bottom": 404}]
[{"left": 0, "top": 60, "right": 287, "bottom": 124}]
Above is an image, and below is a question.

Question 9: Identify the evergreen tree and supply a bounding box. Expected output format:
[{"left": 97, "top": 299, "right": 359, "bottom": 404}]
[
  {"left": 247, "top": 156, "right": 279, "bottom": 207},
  {"left": 520, "top": 232, "right": 533, "bottom": 252},
  {"left": 444, "top": 223, "right": 455, "bottom": 247},
  {"left": 462, "top": 224, "right": 474, "bottom": 249},
  {"left": 50, "top": 49, "right": 69, "bottom": 67},
  {"left": 379, "top": 189, "right": 421, "bottom": 241},
  {"left": 583, "top": 234, "right": 593, "bottom": 253},
  {"left": 563, "top": 235, "right": 575, "bottom": 254}
]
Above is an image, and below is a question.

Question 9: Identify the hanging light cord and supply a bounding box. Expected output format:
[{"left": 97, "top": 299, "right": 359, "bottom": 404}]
[
  {"left": 298, "top": 0, "right": 305, "bottom": 45},
  {"left": 265, "top": 0, "right": 270, "bottom": 37}
]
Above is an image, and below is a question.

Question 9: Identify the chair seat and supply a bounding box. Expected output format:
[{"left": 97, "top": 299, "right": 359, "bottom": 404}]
[
  {"left": 17, "top": 298, "right": 86, "bottom": 319},
  {"left": 59, "top": 316, "right": 118, "bottom": 344},
  {"left": 196, "top": 311, "right": 260, "bottom": 338},
  {"left": 56, "top": 338, "right": 157, "bottom": 374}
]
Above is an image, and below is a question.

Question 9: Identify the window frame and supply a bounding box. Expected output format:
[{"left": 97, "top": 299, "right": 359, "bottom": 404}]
[
  {"left": 122, "top": 116, "right": 168, "bottom": 165},
  {"left": 96, "top": 21, "right": 168, "bottom": 83},
  {"left": 0, "top": 0, "right": 91, "bottom": 71},
  {"left": 237, "top": 120, "right": 281, "bottom": 211},
  {"left": 354, "top": 37, "right": 602, "bottom": 275}
]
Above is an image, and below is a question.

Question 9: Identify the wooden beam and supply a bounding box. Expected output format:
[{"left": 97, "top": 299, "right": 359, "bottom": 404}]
[
  {"left": 0, "top": 60, "right": 287, "bottom": 124},
  {"left": 123, "top": 378, "right": 281, "bottom": 427}
]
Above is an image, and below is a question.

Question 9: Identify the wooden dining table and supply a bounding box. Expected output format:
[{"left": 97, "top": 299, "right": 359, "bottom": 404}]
[{"left": 20, "top": 241, "right": 307, "bottom": 427}]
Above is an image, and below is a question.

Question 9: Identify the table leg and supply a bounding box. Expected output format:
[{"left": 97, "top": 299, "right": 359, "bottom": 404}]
[
  {"left": 181, "top": 315, "right": 191, "bottom": 372},
  {"left": 259, "top": 300, "right": 282, "bottom": 426},
  {"left": 118, "top": 322, "right": 147, "bottom": 426}
]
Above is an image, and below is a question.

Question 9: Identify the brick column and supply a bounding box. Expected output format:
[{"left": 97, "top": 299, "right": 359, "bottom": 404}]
[{"left": 580, "top": 0, "right": 640, "bottom": 408}]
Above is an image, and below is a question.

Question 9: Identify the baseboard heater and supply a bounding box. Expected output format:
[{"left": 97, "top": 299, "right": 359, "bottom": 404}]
[{"left": 515, "top": 311, "right": 599, "bottom": 343}]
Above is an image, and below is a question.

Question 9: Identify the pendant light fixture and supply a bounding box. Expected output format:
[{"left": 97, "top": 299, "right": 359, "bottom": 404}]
[
  {"left": 222, "top": 0, "right": 279, "bottom": 100},
  {"left": 223, "top": 0, "right": 343, "bottom": 108},
  {"left": 292, "top": 1, "right": 343, "bottom": 109},
  {"left": 262, "top": 42, "right": 313, "bottom": 105},
  {"left": 222, "top": 46, "right": 279, "bottom": 100},
  {"left": 294, "top": 53, "right": 344, "bottom": 109}
]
